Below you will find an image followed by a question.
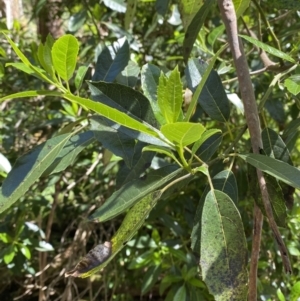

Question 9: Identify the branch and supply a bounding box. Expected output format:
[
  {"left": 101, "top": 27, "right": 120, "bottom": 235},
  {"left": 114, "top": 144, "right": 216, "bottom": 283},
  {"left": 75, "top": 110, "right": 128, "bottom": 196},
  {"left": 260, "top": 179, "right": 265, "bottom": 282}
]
[
  {"left": 217, "top": 0, "right": 292, "bottom": 300},
  {"left": 248, "top": 204, "right": 263, "bottom": 300}
]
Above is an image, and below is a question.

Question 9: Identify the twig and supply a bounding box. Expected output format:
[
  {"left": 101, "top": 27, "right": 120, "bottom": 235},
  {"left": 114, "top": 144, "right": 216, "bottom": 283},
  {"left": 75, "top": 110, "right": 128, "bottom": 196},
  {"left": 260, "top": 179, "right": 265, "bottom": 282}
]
[
  {"left": 218, "top": 1, "right": 292, "bottom": 300},
  {"left": 241, "top": 18, "right": 277, "bottom": 69},
  {"left": 248, "top": 205, "right": 263, "bottom": 301},
  {"left": 252, "top": 0, "right": 283, "bottom": 55},
  {"left": 82, "top": 0, "right": 102, "bottom": 39},
  {"left": 65, "top": 152, "right": 102, "bottom": 192}
]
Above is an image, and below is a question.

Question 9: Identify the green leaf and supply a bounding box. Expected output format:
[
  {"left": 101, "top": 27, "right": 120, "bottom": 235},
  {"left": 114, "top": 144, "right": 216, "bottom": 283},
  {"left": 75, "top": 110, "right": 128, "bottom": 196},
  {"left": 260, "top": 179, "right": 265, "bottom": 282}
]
[
  {"left": 42, "top": 131, "right": 95, "bottom": 176},
  {"left": 0, "top": 45, "right": 7, "bottom": 58},
  {"left": 157, "top": 66, "right": 183, "bottom": 123},
  {"left": 288, "top": 245, "right": 300, "bottom": 256},
  {"left": 88, "top": 81, "right": 158, "bottom": 128},
  {"left": 200, "top": 190, "right": 248, "bottom": 300},
  {"left": 75, "top": 65, "right": 89, "bottom": 90},
  {"left": 188, "top": 278, "right": 205, "bottom": 288},
  {"left": 277, "top": 288, "right": 286, "bottom": 301},
  {"left": 110, "top": 190, "right": 160, "bottom": 258},
  {"left": 179, "top": 0, "right": 205, "bottom": 31},
  {"left": 37, "top": 35, "right": 55, "bottom": 77},
  {"left": 207, "top": 25, "right": 225, "bottom": 47},
  {"left": 191, "top": 129, "right": 222, "bottom": 159},
  {"left": 182, "top": 0, "right": 216, "bottom": 61},
  {"left": 212, "top": 171, "right": 238, "bottom": 204},
  {"left": 36, "top": 241, "right": 54, "bottom": 252},
  {"left": 196, "top": 132, "right": 222, "bottom": 162},
  {"left": 282, "top": 118, "right": 300, "bottom": 151},
  {"left": 2, "top": 33, "right": 53, "bottom": 84},
  {"left": 117, "top": 142, "right": 155, "bottom": 186},
  {"left": 262, "top": 128, "right": 292, "bottom": 164},
  {"left": 0, "top": 233, "right": 13, "bottom": 243},
  {"left": 125, "top": 0, "right": 137, "bottom": 30},
  {"left": 89, "top": 165, "right": 184, "bottom": 222},
  {"left": 52, "top": 34, "right": 79, "bottom": 81},
  {"left": 0, "top": 132, "right": 73, "bottom": 214},
  {"left": 92, "top": 38, "right": 129, "bottom": 82},
  {"left": 141, "top": 265, "right": 161, "bottom": 294},
  {"left": 265, "top": 98, "right": 285, "bottom": 124},
  {"left": 239, "top": 34, "right": 296, "bottom": 63},
  {"left": 116, "top": 60, "right": 140, "bottom": 87},
  {"left": 159, "top": 279, "right": 172, "bottom": 296},
  {"left": 141, "top": 63, "right": 165, "bottom": 125},
  {"left": 184, "top": 266, "right": 197, "bottom": 280},
  {"left": 91, "top": 116, "right": 136, "bottom": 168},
  {"left": 63, "top": 93, "right": 161, "bottom": 140},
  {"left": 4, "top": 247, "right": 15, "bottom": 264},
  {"left": 191, "top": 171, "right": 238, "bottom": 253},
  {"left": 103, "top": 0, "right": 126, "bottom": 12},
  {"left": 87, "top": 82, "right": 168, "bottom": 147},
  {"left": 185, "top": 58, "right": 230, "bottom": 122},
  {"left": 284, "top": 75, "right": 300, "bottom": 96},
  {"left": 238, "top": 153, "right": 300, "bottom": 189},
  {"left": 155, "top": 0, "right": 170, "bottom": 16},
  {"left": 20, "top": 245, "right": 31, "bottom": 259},
  {"left": 233, "top": 0, "right": 251, "bottom": 18},
  {"left": 5, "top": 62, "right": 47, "bottom": 81},
  {"left": 2, "top": 33, "right": 31, "bottom": 66},
  {"left": 161, "top": 122, "right": 205, "bottom": 147},
  {"left": 165, "top": 248, "right": 187, "bottom": 262},
  {"left": 161, "top": 274, "right": 182, "bottom": 284},
  {"left": 269, "top": 0, "right": 300, "bottom": 10},
  {"left": 0, "top": 62, "right": 4, "bottom": 78},
  {"left": 0, "top": 90, "right": 62, "bottom": 103},
  {"left": 0, "top": 153, "right": 11, "bottom": 173},
  {"left": 174, "top": 284, "right": 187, "bottom": 301},
  {"left": 127, "top": 249, "right": 155, "bottom": 269},
  {"left": 257, "top": 173, "right": 287, "bottom": 227},
  {"left": 143, "top": 145, "right": 182, "bottom": 167},
  {"left": 247, "top": 150, "right": 288, "bottom": 226},
  {"left": 291, "top": 281, "right": 300, "bottom": 301},
  {"left": 160, "top": 214, "right": 184, "bottom": 236},
  {"left": 68, "top": 10, "right": 87, "bottom": 33}
]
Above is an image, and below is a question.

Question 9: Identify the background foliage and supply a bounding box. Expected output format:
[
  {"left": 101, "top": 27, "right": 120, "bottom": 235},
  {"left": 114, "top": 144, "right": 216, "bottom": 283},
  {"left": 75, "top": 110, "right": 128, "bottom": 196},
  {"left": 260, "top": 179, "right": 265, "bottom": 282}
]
[{"left": 0, "top": 0, "right": 300, "bottom": 300}]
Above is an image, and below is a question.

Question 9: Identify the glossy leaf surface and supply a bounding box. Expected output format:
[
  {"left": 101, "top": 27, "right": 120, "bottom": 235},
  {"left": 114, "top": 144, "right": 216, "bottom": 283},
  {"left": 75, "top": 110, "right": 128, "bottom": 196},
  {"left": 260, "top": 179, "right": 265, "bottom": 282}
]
[
  {"left": 91, "top": 116, "right": 136, "bottom": 167},
  {"left": 88, "top": 81, "right": 157, "bottom": 127},
  {"left": 161, "top": 122, "right": 205, "bottom": 147},
  {"left": 157, "top": 66, "right": 183, "bottom": 124},
  {"left": 185, "top": 58, "right": 230, "bottom": 122},
  {"left": 63, "top": 93, "right": 160, "bottom": 140},
  {"left": 52, "top": 35, "right": 79, "bottom": 81},
  {"left": 262, "top": 127, "right": 292, "bottom": 164},
  {"left": 182, "top": 0, "right": 216, "bottom": 61},
  {"left": 43, "top": 131, "right": 95, "bottom": 176},
  {"left": 239, "top": 154, "right": 300, "bottom": 189},
  {"left": 0, "top": 133, "right": 73, "bottom": 213},
  {"left": 116, "top": 60, "right": 140, "bottom": 87},
  {"left": 196, "top": 132, "right": 222, "bottom": 162},
  {"left": 141, "top": 63, "right": 165, "bottom": 125},
  {"left": 89, "top": 165, "right": 184, "bottom": 222},
  {"left": 239, "top": 34, "right": 295, "bottom": 63},
  {"left": 92, "top": 37, "right": 129, "bottom": 82}
]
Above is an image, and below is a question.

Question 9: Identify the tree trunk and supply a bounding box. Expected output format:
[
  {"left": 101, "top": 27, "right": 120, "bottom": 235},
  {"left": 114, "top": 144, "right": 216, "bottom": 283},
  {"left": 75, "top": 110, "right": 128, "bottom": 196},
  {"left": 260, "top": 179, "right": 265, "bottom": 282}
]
[{"left": 37, "top": 0, "right": 64, "bottom": 42}]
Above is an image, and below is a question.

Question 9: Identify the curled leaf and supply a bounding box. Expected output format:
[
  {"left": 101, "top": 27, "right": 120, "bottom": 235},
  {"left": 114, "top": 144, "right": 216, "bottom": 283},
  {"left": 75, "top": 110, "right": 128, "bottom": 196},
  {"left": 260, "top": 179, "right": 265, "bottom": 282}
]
[{"left": 65, "top": 241, "right": 112, "bottom": 277}]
